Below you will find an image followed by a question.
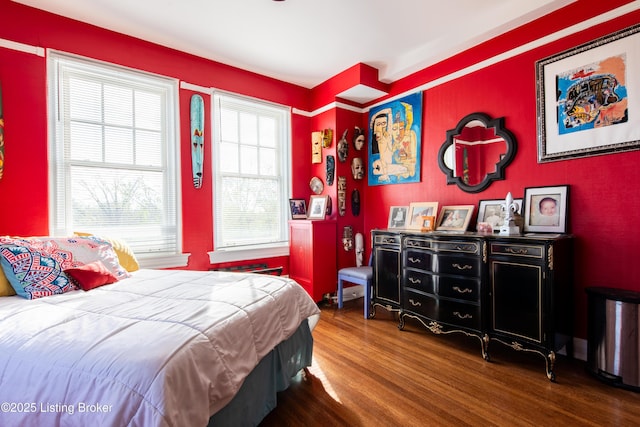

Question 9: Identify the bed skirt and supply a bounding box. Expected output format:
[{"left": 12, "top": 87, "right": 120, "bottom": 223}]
[{"left": 208, "top": 318, "right": 313, "bottom": 426}]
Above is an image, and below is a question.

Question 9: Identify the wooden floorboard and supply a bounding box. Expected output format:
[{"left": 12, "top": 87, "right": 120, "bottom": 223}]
[{"left": 260, "top": 297, "right": 640, "bottom": 426}]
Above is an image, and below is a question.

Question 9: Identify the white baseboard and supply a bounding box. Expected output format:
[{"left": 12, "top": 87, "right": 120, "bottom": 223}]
[{"left": 339, "top": 285, "right": 365, "bottom": 302}]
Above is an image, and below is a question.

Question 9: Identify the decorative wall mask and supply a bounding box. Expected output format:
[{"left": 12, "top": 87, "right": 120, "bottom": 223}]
[
  {"left": 310, "top": 176, "right": 324, "bottom": 194},
  {"left": 342, "top": 226, "right": 353, "bottom": 251},
  {"left": 326, "top": 155, "right": 335, "bottom": 186},
  {"left": 351, "top": 189, "right": 360, "bottom": 216},
  {"left": 351, "top": 157, "right": 364, "bottom": 180},
  {"left": 190, "top": 94, "right": 205, "bottom": 189},
  {"left": 337, "top": 176, "right": 347, "bottom": 216},
  {"left": 321, "top": 129, "right": 333, "bottom": 148},
  {"left": 311, "top": 131, "right": 323, "bottom": 163},
  {"left": 325, "top": 195, "right": 332, "bottom": 216},
  {"left": 337, "top": 129, "right": 349, "bottom": 162},
  {"left": 353, "top": 126, "right": 365, "bottom": 151}
]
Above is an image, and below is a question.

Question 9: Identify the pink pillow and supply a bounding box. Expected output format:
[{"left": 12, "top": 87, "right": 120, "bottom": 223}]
[
  {"left": 64, "top": 261, "right": 118, "bottom": 291},
  {"left": 30, "top": 236, "right": 130, "bottom": 280}
]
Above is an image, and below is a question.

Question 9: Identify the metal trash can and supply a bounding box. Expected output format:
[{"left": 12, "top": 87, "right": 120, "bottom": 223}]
[{"left": 586, "top": 287, "right": 640, "bottom": 392}]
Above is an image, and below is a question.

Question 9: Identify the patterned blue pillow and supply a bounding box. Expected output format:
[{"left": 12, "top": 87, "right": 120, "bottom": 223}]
[{"left": 0, "top": 239, "right": 76, "bottom": 299}]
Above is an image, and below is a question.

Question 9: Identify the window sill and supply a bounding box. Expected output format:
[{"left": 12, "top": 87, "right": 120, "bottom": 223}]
[
  {"left": 137, "top": 253, "right": 191, "bottom": 269},
  {"left": 208, "top": 243, "right": 289, "bottom": 264}
]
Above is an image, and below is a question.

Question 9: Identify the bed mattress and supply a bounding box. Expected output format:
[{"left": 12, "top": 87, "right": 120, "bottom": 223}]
[{"left": 0, "top": 268, "right": 320, "bottom": 426}]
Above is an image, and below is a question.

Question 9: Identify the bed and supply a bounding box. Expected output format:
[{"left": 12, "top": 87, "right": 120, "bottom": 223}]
[{"left": 0, "top": 236, "right": 320, "bottom": 426}]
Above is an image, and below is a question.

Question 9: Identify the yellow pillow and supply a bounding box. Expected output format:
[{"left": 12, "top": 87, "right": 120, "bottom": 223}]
[
  {"left": 74, "top": 232, "right": 140, "bottom": 272},
  {"left": 0, "top": 266, "right": 17, "bottom": 296}
]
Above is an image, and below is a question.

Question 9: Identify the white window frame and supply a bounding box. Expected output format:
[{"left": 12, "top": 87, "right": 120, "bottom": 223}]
[
  {"left": 47, "top": 51, "right": 187, "bottom": 268},
  {"left": 209, "top": 92, "right": 291, "bottom": 263}
]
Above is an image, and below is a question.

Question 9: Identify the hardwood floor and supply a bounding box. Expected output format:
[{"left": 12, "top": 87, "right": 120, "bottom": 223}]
[{"left": 260, "top": 297, "right": 640, "bottom": 426}]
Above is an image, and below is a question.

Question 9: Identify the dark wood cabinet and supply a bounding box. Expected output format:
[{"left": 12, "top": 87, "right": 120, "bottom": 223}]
[
  {"left": 371, "top": 231, "right": 401, "bottom": 312},
  {"left": 488, "top": 237, "right": 574, "bottom": 381},
  {"left": 289, "top": 220, "right": 337, "bottom": 302},
  {"left": 371, "top": 230, "right": 573, "bottom": 380}
]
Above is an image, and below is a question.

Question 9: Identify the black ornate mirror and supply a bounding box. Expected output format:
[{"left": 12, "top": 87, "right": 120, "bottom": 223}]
[{"left": 437, "top": 112, "right": 516, "bottom": 193}]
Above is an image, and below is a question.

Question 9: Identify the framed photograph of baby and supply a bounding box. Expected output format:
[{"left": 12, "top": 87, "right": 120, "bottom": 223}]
[{"left": 523, "top": 185, "right": 569, "bottom": 233}]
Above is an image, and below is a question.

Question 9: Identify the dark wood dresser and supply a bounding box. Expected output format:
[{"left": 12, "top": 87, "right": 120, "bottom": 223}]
[{"left": 371, "top": 229, "right": 573, "bottom": 381}]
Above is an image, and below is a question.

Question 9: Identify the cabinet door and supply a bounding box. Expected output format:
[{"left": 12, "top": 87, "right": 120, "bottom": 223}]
[
  {"left": 491, "top": 260, "right": 543, "bottom": 343},
  {"left": 289, "top": 223, "right": 311, "bottom": 284},
  {"left": 374, "top": 246, "right": 400, "bottom": 306}
]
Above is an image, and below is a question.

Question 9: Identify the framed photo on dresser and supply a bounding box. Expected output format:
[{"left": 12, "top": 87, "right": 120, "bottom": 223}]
[
  {"left": 387, "top": 206, "right": 408, "bottom": 229},
  {"left": 436, "top": 205, "right": 474, "bottom": 232},
  {"left": 523, "top": 185, "right": 569, "bottom": 233}
]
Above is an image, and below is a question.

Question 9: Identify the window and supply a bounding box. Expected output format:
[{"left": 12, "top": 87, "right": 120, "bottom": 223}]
[
  {"left": 48, "top": 52, "right": 183, "bottom": 267},
  {"left": 211, "top": 93, "right": 290, "bottom": 261}
]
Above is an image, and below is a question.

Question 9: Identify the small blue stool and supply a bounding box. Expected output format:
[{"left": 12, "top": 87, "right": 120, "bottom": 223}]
[{"left": 337, "top": 259, "right": 373, "bottom": 319}]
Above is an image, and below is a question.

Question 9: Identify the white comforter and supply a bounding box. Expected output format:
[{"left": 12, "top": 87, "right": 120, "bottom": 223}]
[{"left": 0, "top": 269, "right": 320, "bottom": 427}]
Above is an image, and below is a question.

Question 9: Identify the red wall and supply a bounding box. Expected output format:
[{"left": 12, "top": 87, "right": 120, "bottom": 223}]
[
  {"left": 0, "top": 2, "right": 312, "bottom": 274},
  {"left": 1, "top": 1, "right": 640, "bottom": 339},
  {"left": 361, "top": 2, "right": 640, "bottom": 338}
]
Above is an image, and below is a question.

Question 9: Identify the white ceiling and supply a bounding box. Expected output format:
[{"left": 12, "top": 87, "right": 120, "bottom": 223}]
[{"left": 14, "top": 0, "right": 575, "bottom": 89}]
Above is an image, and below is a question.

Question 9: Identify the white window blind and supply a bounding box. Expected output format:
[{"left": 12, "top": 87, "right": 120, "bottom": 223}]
[
  {"left": 48, "top": 52, "right": 180, "bottom": 257},
  {"left": 212, "top": 93, "right": 290, "bottom": 250}
]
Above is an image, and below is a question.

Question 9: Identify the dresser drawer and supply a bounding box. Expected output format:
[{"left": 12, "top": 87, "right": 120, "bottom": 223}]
[
  {"left": 403, "top": 290, "right": 481, "bottom": 330},
  {"left": 374, "top": 233, "right": 401, "bottom": 247},
  {"left": 438, "top": 276, "right": 480, "bottom": 302},
  {"left": 436, "top": 254, "right": 482, "bottom": 277},
  {"left": 439, "top": 300, "right": 481, "bottom": 330},
  {"left": 403, "top": 289, "right": 438, "bottom": 319},
  {"left": 433, "top": 240, "right": 480, "bottom": 255},
  {"left": 404, "top": 249, "right": 433, "bottom": 271},
  {"left": 404, "top": 270, "right": 435, "bottom": 294},
  {"left": 404, "top": 237, "right": 431, "bottom": 250},
  {"left": 489, "top": 242, "right": 544, "bottom": 259}
]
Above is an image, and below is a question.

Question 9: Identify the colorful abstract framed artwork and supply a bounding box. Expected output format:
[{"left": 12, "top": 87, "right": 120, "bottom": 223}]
[
  {"left": 536, "top": 24, "right": 640, "bottom": 162},
  {"left": 367, "top": 92, "right": 422, "bottom": 185}
]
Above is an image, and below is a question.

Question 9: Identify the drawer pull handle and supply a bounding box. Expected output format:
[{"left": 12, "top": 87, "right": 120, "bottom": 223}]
[
  {"left": 452, "top": 263, "right": 472, "bottom": 270},
  {"left": 505, "top": 247, "right": 528, "bottom": 255},
  {"left": 409, "top": 299, "right": 422, "bottom": 307},
  {"left": 409, "top": 277, "right": 422, "bottom": 284},
  {"left": 453, "top": 311, "right": 472, "bottom": 319},
  {"left": 408, "top": 257, "right": 422, "bottom": 264},
  {"left": 453, "top": 286, "right": 472, "bottom": 294}
]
